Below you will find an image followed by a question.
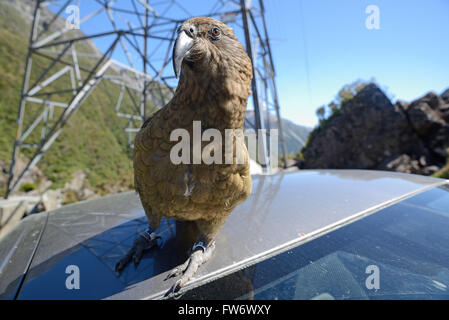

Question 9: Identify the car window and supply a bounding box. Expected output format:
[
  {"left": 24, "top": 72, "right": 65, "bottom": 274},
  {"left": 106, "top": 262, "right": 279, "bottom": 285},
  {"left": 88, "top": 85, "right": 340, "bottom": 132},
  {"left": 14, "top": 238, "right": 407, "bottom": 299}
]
[{"left": 181, "top": 185, "right": 449, "bottom": 300}]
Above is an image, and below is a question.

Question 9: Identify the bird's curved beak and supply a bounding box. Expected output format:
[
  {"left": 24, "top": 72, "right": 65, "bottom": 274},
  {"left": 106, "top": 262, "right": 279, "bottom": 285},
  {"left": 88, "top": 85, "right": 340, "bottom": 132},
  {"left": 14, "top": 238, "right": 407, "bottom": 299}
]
[{"left": 173, "top": 29, "right": 194, "bottom": 79}]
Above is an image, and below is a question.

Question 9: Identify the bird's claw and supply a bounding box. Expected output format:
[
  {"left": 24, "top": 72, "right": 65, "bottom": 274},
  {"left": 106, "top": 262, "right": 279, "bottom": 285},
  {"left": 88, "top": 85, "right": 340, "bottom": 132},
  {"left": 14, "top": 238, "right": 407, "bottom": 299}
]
[
  {"left": 165, "top": 258, "right": 190, "bottom": 280},
  {"left": 115, "top": 231, "right": 160, "bottom": 273},
  {"left": 165, "top": 267, "right": 182, "bottom": 280},
  {"left": 165, "top": 241, "right": 215, "bottom": 296}
]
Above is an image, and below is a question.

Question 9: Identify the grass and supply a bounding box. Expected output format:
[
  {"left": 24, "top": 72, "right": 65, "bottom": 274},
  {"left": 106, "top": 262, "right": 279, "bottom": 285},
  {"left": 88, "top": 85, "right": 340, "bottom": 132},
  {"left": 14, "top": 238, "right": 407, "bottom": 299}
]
[
  {"left": 432, "top": 154, "right": 449, "bottom": 180},
  {"left": 63, "top": 190, "right": 81, "bottom": 205},
  {"left": 433, "top": 166, "right": 449, "bottom": 179},
  {"left": 19, "top": 183, "right": 37, "bottom": 193}
]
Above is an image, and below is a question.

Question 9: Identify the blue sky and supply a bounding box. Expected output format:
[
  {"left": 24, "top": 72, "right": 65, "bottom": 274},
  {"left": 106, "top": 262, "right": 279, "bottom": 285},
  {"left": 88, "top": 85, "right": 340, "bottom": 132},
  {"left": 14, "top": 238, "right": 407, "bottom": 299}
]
[
  {"left": 264, "top": 0, "right": 449, "bottom": 127},
  {"left": 56, "top": 0, "right": 449, "bottom": 128}
]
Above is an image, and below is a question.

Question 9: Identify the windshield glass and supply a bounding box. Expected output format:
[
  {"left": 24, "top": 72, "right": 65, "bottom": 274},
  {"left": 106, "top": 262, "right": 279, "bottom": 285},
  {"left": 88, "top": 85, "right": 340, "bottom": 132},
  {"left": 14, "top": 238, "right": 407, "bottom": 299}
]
[{"left": 182, "top": 185, "right": 449, "bottom": 299}]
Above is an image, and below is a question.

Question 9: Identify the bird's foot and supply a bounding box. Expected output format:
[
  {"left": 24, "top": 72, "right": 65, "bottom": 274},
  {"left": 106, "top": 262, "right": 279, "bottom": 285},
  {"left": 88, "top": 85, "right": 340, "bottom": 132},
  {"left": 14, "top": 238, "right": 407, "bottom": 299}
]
[
  {"left": 115, "top": 228, "right": 161, "bottom": 272},
  {"left": 166, "top": 241, "right": 216, "bottom": 295}
]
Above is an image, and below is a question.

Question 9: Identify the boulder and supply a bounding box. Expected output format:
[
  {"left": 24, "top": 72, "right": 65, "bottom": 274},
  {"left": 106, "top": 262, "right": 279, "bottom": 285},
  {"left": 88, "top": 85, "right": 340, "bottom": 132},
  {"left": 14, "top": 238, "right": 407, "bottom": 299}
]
[
  {"left": 64, "top": 170, "right": 88, "bottom": 192},
  {"left": 42, "top": 189, "right": 64, "bottom": 211},
  {"left": 402, "top": 92, "right": 446, "bottom": 135}
]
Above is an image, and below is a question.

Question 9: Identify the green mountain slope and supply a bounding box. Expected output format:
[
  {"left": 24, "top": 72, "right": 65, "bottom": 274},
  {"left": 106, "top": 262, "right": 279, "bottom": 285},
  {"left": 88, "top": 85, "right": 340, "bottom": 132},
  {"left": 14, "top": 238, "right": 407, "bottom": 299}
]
[{"left": 0, "top": 1, "right": 138, "bottom": 196}]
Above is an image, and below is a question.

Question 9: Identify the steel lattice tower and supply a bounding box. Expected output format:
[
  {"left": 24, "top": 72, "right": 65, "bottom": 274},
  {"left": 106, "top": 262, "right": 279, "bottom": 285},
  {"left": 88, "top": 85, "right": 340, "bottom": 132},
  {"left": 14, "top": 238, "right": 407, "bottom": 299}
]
[{"left": 6, "top": 0, "right": 287, "bottom": 198}]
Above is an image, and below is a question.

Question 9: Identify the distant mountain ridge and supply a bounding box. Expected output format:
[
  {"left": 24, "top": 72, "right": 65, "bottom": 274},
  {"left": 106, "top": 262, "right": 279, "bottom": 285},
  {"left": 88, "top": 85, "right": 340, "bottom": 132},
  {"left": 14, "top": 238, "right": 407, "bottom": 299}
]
[{"left": 245, "top": 110, "right": 311, "bottom": 155}]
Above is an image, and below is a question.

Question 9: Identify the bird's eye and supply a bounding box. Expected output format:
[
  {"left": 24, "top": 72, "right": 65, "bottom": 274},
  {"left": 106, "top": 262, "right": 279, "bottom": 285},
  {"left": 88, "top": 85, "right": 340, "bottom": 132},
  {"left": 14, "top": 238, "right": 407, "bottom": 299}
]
[{"left": 211, "top": 27, "right": 221, "bottom": 39}]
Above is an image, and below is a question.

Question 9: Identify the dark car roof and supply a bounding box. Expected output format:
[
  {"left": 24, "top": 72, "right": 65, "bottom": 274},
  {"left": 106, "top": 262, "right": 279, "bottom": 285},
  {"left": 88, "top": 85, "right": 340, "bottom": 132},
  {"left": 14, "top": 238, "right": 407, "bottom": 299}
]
[{"left": 0, "top": 169, "right": 446, "bottom": 299}]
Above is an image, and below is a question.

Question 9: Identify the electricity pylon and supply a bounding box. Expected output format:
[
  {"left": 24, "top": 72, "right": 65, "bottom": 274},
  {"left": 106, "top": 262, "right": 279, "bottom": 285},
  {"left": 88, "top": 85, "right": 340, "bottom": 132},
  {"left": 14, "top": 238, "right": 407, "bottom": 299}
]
[{"left": 6, "top": 0, "right": 287, "bottom": 198}]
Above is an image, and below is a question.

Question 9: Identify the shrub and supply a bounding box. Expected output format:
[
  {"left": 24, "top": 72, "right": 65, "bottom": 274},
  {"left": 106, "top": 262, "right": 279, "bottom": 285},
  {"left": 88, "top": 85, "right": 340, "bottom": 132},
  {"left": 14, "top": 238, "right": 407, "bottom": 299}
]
[{"left": 19, "top": 183, "right": 37, "bottom": 193}]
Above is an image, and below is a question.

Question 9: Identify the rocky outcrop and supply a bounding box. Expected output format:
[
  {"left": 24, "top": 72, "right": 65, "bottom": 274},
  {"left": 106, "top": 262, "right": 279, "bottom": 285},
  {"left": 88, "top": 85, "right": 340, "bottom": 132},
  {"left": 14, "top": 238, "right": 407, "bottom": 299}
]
[
  {"left": 300, "top": 83, "right": 449, "bottom": 175},
  {"left": 0, "top": 158, "right": 52, "bottom": 196},
  {"left": 3, "top": 169, "right": 100, "bottom": 212},
  {"left": 42, "top": 170, "right": 99, "bottom": 210}
]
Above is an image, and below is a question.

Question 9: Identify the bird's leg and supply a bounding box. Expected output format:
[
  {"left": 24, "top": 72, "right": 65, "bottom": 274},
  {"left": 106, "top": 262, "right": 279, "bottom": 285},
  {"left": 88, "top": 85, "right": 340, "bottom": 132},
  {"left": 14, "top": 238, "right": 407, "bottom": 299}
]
[
  {"left": 167, "top": 240, "right": 216, "bottom": 293},
  {"left": 166, "top": 214, "right": 229, "bottom": 294},
  {"left": 115, "top": 226, "right": 161, "bottom": 272}
]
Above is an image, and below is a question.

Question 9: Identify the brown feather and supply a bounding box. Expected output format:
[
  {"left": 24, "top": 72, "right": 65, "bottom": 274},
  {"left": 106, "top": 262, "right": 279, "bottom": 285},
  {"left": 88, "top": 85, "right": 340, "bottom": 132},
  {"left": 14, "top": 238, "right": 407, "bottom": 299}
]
[{"left": 134, "top": 17, "right": 253, "bottom": 242}]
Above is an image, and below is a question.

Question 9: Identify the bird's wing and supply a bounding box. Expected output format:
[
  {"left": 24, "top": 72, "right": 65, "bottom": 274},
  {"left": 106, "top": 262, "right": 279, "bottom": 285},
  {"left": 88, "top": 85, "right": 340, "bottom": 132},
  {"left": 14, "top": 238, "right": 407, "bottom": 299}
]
[{"left": 133, "top": 105, "right": 193, "bottom": 217}]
